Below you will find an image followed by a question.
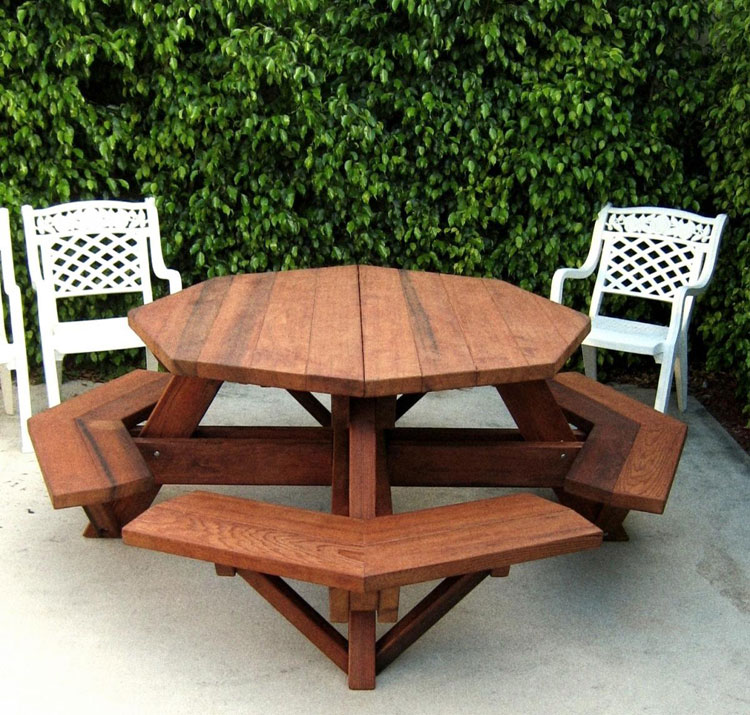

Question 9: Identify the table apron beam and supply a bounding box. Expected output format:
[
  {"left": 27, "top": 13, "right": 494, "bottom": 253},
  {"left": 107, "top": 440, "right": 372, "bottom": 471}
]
[
  {"left": 135, "top": 433, "right": 333, "bottom": 485},
  {"left": 388, "top": 440, "right": 581, "bottom": 488}
]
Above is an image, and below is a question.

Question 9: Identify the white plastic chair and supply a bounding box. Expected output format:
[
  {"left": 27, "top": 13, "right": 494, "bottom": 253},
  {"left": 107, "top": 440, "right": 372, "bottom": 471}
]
[
  {"left": 550, "top": 204, "right": 727, "bottom": 413},
  {"left": 0, "top": 208, "right": 33, "bottom": 451},
  {"left": 22, "top": 198, "right": 182, "bottom": 407}
]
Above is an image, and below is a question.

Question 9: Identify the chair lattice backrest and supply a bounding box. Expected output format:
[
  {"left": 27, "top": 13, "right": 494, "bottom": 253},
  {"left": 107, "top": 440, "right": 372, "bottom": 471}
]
[
  {"left": 594, "top": 206, "right": 721, "bottom": 305},
  {"left": 25, "top": 200, "right": 157, "bottom": 302}
]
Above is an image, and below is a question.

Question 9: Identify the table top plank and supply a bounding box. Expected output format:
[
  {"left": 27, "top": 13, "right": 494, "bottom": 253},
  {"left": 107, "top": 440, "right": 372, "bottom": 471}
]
[
  {"left": 440, "top": 274, "right": 533, "bottom": 385},
  {"left": 399, "top": 271, "right": 478, "bottom": 391},
  {"left": 192, "top": 273, "right": 277, "bottom": 383},
  {"left": 128, "top": 280, "right": 208, "bottom": 374},
  {"left": 250, "top": 269, "right": 320, "bottom": 391},
  {"left": 130, "top": 266, "right": 590, "bottom": 396},
  {"left": 482, "top": 279, "right": 587, "bottom": 378},
  {"left": 359, "top": 266, "right": 423, "bottom": 396},
  {"left": 306, "top": 265, "right": 364, "bottom": 395}
]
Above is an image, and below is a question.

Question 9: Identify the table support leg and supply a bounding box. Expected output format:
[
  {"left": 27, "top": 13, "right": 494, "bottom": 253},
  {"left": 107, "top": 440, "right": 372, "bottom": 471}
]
[
  {"left": 497, "top": 381, "right": 576, "bottom": 442},
  {"left": 329, "top": 397, "right": 351, "bottom": 622},
  {"left": 348, "top": 610, "right": 377, "bottom": 690},
  {"left": 554, "top": 490, "right": 630, "bottom": 541}
]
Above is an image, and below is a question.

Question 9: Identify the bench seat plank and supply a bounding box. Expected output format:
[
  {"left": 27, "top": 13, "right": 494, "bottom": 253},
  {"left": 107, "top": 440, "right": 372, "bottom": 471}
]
[
  {"left": 29, "top": 370, "right": 170, "bottom": 509},
  {"left": 551, "top": 372, "right": 687, "bottom": 513},
  {"left": 122, "top": 491, "right": 602, "bottom": 592}
]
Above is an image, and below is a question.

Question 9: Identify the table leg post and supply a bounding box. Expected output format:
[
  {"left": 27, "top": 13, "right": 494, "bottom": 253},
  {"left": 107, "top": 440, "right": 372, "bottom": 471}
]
[
  {"left": 348, "top": 610, "right": 377, "bottom": 690},
  {"left": 329, "top": 396, "right": 351, "bottom": 622},
  {"left": 497, "top": 380, "right": 576, "bottom": 442}
]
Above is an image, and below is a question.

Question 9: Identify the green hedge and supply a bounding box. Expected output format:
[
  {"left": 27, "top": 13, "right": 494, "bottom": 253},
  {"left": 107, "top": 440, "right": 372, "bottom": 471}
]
[
  {"left": 3, "top": 0, "right": 747, "bottom": 412},
  {"left": 700, "top": 0, "right": 750, "bottom": 415}
]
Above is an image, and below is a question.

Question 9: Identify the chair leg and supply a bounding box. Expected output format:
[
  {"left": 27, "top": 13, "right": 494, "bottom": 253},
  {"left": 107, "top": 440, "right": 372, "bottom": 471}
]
[
  {"left": 673, "top": 339, "right": 688, "bottom": 412},
  {"left": 582, "top": 344, "right": 597, "bottom": 381},
  {"left": 42, "top": 346, "right": 62, "bottom": 407},
  {"left": 0, "top": 364, "right": 13, "bottom": 414},
  {"left": 653, "top": 350, "right": 676, "bottom": 413},
  {"left": 15, "top": 357, "right": 33, "bottom": 453}
]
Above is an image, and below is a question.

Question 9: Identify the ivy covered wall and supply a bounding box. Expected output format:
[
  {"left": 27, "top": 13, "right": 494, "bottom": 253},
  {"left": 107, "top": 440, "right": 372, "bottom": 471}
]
[{"left": 1, "top": 1, "right": 747, "bottom": 412}]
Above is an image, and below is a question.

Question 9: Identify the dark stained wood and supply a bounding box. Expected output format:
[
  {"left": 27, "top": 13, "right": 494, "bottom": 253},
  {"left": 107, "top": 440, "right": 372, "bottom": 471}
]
[
  {"left": 441, "top": 274, "right": 533, "bottom": 385},
  {"left": 238, "top": 570, "right": 349, "bottom": 673},
  {"left": 552, "top": 372, "right": 687, "bottom": 513},
  {"left": 348, "top": 398, "right": 378, "bottom": 520},
  {"left": 28, "top": 370, "right": 169, "bottom": 509},
  {"left": 483, "top": 279, "right": 588, "bottom": 378},
  {"left": 375, "top": 571, "right": 489, "bottom": 673},
  {"left": 140, "top": 375, "right": 222, "bottom": 438},
  {"left": 374, "top": 397, "right": 399, "bottom": 623},
  {"left": 287, "top": 390, "right": 331, "bottom": 427},
  {"left": 136, "top": 428, "right": 332, "bottom": 486},
  {"left": 122, "top": 491, "right": 602, "bottom": 593},
  {"left": 170, "top": 276, "right": 236, "bottom": 376},
  {"left": 329, "top": 396, "right": 351, "bottom": 622},
  {"left": 498, "top": 380, "right": 576, "bottom": 442},
  {"left": 358, "top": 265, "right": 423, "bottom": 397},
  {"left": 388, "top": 429, "right": 581, "bottom": 487},
  {"left": 250, "top": 269, "right": 319, "bottom": 391},
  {"left": 306, "top": 264, "right": 364, "bottom": 395},
  {"left": 76, "top": 418, "right": 154, "bottom": 499},
  {"left": 82, "top": 503, "right": 122, "bottom": 538},
  {"left": 129, "top": 266, "right": 590, "bottom": 396},
  {"left": 127, "top": 279, "right": 217, "bottom": 374},
  {"left": 193, "top": 273, "right": 276, "bottom": 383},
  {"left": 348, "top": 610, "right": 376, "bottom": 689},
  {"left": 399, "top": 270, "right": 476, "bottom": 392}
]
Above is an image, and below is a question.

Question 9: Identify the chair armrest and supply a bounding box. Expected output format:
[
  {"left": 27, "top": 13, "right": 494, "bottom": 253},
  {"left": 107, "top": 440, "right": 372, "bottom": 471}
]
[
  {"left": 162, "top": 268, "right": 183, "bottom": 295},
  {"left": 550, "top": 266, "right": 596, "bottom": 304}
]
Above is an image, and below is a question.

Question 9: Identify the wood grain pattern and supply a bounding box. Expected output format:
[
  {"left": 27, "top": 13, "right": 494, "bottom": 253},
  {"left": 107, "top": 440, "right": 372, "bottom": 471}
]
[
  {"left": 129, "top": 266, "right": 590, "bottom": 396},
  {"left": 193, "top": 273, "right": 276, "bottom": 383},
  {"left": 135, "top": 428, "right": 333, "bottom": 485},
  {"left": 441, "top": 274, "right": 531, "bottom": 385},
  {"left": 387, "top": 430, "right": 581, "bottom": 487},
  {"left": 122, "top": 491, "right": 602, "bottom": 593},
  {"left": 28, "top": 370, "right": 169, "bottom": 509},
  {"left": 399, "top": 270, "right": 476, "bottom": 391},
  {"left": 358, "top": 265, "right": 423, "bottom": 396},
  {"left": 140, "top": 375, "right": 222, "bottom": 438},
  {"left": 552, "top": 372, "right": 687, "bottom": 513},
  {"left": 306, "top": 264, "right": 364, "bottom": 395},
  {"left": 497, "top": 380, "right": 576, "bottom": 442},
  {"left": 238, "top": 570, "right": 349, "bottom": 673},
  {"left": 375, "top": 571, "right": 489, "bottom": 673},
  {"left": 250, "top": 269, "right": 319, "bottom": 390}
]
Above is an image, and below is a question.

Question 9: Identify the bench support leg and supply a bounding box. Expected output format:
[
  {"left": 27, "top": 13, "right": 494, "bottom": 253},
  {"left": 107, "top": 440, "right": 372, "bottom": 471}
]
[
  {"left": 376, "top": 571, "right": 490, "bottom": 674},
  {"left": 554, "top": 490, "right": 630, "bottom": 541},
  {"left": 82, "top": 486, "right": 162, "bottom": 538},
  {"left": 238, "top": 570, "right": 349, "bottom": 673}
]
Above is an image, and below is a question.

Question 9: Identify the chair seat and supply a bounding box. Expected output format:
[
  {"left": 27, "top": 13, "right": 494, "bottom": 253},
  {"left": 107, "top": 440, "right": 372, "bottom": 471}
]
[
  {"left": 584, "top": 316, "right": 669, "bottom": 357},
  {"left": 52, "top": 317, "right": 146, "bottom": 354}
]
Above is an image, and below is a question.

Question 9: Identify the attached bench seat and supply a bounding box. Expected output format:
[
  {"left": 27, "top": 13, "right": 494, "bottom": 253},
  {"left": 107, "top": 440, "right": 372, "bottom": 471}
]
[
  {"left": 122, "top": 491, "right": 603, "bottom": 592},
  {"left": 29, "top": 370, "right": 170, "bottom": 509},
  {"left": 550, "top": 372, "right": 687, "bottom": 514}
]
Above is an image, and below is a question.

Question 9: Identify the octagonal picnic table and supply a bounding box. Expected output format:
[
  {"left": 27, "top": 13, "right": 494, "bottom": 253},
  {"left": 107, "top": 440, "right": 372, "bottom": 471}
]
[{"left": 30, "top": 265, "right": 687, "bottom": 689}]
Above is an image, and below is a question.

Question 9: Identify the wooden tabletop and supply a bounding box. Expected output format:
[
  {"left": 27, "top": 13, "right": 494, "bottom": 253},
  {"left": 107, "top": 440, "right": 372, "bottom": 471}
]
[{"left": 129, "top": 265, "right": 589, "bottom": 397}]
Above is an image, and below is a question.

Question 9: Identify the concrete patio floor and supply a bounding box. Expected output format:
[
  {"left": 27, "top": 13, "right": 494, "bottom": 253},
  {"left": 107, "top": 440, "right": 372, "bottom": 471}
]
[{"left": 1, "top": 377, "right": 748, "bottom": 714}]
